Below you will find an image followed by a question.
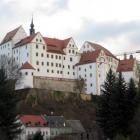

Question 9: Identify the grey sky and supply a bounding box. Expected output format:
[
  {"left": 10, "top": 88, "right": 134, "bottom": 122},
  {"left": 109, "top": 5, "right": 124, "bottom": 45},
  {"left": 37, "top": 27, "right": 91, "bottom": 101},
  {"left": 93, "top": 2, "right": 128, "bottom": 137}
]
[{"left": 0, "top": 0, "right": 140, "bottom": 58}]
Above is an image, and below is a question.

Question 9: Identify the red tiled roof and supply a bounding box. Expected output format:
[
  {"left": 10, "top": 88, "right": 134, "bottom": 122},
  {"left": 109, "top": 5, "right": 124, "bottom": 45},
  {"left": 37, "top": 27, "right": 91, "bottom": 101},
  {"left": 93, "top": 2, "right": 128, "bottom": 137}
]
[
  {"left": 20, "top": 62, "right": 35, "bottom": 70},
  {"left": 87, "top": 42, "right": 118, "bottom": 60},
  {"left": 76, "top": 50, "right": 101, "bottom": 66},
  {"left": 0, "top": 26, "right": 20, "bottom": 45},
  {"left": 14, "top": 33, "right": 37, "bottom": 48},
  {"left": 19, "top": 115, "right": 47, "bottom": 127},
  {"left": 117, "top": 58, "right": 135, "bottom": 72},
  {"left": 43, "top": 37, "right": 71, "bottom": 54}
]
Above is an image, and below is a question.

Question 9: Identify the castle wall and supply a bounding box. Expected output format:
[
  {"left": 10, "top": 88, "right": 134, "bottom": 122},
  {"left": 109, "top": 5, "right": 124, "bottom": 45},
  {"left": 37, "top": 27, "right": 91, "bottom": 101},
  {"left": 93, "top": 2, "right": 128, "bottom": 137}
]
[{"left": 33, "top": 76, "right": 77, "bottom": 93}]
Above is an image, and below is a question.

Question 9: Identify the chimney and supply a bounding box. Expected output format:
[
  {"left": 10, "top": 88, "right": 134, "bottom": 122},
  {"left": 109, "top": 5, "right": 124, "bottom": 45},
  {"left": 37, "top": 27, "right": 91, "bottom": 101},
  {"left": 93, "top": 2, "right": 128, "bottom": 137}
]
[
  {"left": 124, "top": 53, "right": 127, "bottom": 60},
  {"left": 130, "top": 54, "right": 133, "bottom": 59}
]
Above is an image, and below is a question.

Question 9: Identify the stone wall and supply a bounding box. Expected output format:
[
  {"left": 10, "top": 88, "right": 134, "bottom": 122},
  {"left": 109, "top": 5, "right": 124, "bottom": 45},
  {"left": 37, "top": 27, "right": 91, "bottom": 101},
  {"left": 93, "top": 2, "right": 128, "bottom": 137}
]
[{"left": 33, "top": 76, "right": 77, "bottom": 93}]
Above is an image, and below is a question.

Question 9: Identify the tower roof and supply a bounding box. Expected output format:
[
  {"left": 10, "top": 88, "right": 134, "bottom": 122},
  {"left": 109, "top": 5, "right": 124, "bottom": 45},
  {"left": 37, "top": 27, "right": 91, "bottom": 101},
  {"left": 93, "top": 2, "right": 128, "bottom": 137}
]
[{"left": 20, "top": 62, "right": 35, "bottom": 70}]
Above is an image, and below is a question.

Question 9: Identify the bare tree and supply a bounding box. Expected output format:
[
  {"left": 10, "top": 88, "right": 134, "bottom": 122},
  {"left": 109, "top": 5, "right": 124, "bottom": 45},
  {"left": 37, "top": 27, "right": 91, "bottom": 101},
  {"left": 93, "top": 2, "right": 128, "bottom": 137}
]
[
  {"left": 75, "top": 77, "right": 86, "bottom": 94},
  {"left": 0, "top": 55, "right": 20, "bottom": 81}
]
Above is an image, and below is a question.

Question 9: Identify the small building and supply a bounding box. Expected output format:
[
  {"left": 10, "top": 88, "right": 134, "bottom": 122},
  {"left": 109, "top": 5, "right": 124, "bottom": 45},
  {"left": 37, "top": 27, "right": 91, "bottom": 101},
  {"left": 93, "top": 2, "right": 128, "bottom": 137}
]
[
  {"left": 44, "top": 115, "right": 72, "bottom": 139},
  {"left": 17, "top": 115, "right": 50, "bottom": 140},
  {"left": 117, "top": 55, "right": 139, "bottom": 85}
]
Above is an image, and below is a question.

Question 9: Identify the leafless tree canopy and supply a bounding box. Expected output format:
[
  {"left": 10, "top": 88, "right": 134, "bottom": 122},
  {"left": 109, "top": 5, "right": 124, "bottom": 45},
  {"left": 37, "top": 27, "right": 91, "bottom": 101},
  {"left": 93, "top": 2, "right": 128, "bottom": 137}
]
[{"left": 0, "top": 55, "right": 20, "bottom": 81}]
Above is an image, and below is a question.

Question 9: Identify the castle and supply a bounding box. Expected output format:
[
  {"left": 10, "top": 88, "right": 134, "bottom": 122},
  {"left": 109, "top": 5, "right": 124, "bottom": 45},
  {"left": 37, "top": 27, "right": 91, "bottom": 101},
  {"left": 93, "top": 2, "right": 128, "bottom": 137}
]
[{"left": 0, "top": 20, "right": 139, "bottom": 95}]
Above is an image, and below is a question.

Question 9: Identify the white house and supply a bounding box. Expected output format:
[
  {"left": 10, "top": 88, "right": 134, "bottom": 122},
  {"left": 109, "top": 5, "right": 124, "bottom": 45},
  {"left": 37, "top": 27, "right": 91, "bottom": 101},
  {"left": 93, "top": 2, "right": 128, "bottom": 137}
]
[
  {"left": 117, "top": 55, "right": 139, "bottom": 84},
  {"left": 76, "top": 41, "right": 119, "bottom": 95},
  {"left": 17, "top": 115, "right": 50, "bottom": 140}
]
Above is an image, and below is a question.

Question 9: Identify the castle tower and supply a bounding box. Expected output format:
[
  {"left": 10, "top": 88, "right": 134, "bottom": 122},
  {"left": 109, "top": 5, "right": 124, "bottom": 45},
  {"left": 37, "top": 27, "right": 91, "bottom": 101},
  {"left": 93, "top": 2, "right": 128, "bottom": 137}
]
[{"left": 30, "top": 17, "right": 35, "bottom": 35}]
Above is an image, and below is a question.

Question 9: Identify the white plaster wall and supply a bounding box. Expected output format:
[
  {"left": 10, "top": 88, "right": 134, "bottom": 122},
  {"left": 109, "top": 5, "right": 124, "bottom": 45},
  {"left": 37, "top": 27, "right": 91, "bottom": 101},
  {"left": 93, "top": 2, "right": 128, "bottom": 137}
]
[
  {"left": 12, "top": 26, "right": 27, "bottom": 45},
  {"left": 80, "top": 41, "right": 95, "bottom": 53},
  {"left": 121, "top": 71, "right": 133, "bottom": 83},
  {"left": 0, "top": 41, "right": 13, "bottom": 58},
  {"left": 19, "top": 126, "right": 50, "bottom": 140},
  {"left": 77, "top": 63, "right": 97, "bottom": 94},
  {"left": 16, "top": 69, "right": 35, "bottom": 90}
]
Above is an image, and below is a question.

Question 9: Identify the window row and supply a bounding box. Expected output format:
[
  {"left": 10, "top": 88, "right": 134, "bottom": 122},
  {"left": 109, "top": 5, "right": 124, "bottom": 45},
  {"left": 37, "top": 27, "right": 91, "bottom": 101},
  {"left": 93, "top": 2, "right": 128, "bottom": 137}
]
[
  {"left": 20, "top": 72, "right": 34, "bottom": 76},
  {"left": 36, "top": 61, "right": 75, "bottom": 69},
  {"left": 79, "top": 73, "right": 93, "bottom": 78},
  {"left": 78, "top": 65, "right": 92, "bottom": 71},
  {"left": 36, "top": 44, "right": 45, "bottom": 50},
  {"left": 46, "top": 69, "right": 75, "bottom": 75}
]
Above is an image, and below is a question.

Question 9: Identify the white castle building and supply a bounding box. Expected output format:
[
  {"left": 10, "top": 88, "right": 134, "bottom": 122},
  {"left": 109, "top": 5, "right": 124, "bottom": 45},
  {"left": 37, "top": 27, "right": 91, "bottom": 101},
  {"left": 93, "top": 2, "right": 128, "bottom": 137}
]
[{"left": 0, "top": 20, "right": 139, "bottom": 95}]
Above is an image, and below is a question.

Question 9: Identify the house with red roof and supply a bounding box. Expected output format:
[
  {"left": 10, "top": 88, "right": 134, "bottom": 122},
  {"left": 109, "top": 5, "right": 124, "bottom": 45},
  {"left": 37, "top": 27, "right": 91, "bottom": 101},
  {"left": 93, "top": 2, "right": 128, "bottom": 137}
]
[
  {"left": 0, "top": 26, "right": 27, "bottom": 58},
  {"left": 76, "top": 41, "right": 119, "bottom": 95},
  {"left": 17, "top": 115, "right": 50, "bottom": 140},
  {"left": 117, "top": 55, "right": 139, "bottom": 84}
]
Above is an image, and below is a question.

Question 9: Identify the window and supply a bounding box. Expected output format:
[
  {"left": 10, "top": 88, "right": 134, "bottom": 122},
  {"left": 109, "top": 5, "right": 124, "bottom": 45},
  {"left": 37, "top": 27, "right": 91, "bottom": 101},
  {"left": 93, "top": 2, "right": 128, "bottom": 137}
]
[
  {"left": 59, "top": 56, "right": 61, "bottom": 59},
  {"left": 69, "top": 50, "right": 71, "bottom": 53},
  {"left": 68, "top": 65, "right": 70, "bottom": 69},
  {"left": 36, "top": 52, "right": 38, "bottom": 56},
  {"left": 85, "top": 69, "right": 86, "bottom": 72},
  {"left": 27, "top": 53, "right": 29, "bottom": 57},
  {"left": 52, "top": 70, "right": 54, "bottom": 73},
  {"left": 47, "top": 69, "right": 49, "bottom": 72},
  {"left": 72, "top": 50, "right": 74, "bottom": 54},
  {"left": 40, "top": 39, "right": 42, "bottom": 42},
  {"left": 56, "top": 63, "right": 58, "bottom": 67},
  {"left": 73, "top": 66, "right": 75, "bottom": 69},
  {"left": 25, "top": 72, "right": 28, "bottom": 75},
  {"left": 79, "top": 67, "right": 81, "bottom": 71},
  {"left": 47, "top": 62, "right": 49, "bottom": 66},
  {"left": 47, "top": 54, "right": 49, "bottom": 58},
  {"left": 32, "top": 72, "right": 34, "bottom": 76},
  {"left": 73, "top": 72, "right": 75, "bottom": 75},
  {"left": 20, "top": 72, "right": 22, "bottom": 76},
  {"left": 63, "top": 65, "right": 64, "bottom": 68},
  {"left": 36, "top": 61, "right": 39, "bottom": 65},
  {"left": 70, "top": 57, "right": 72, "bottom": 61},
  {"left": 85, "top": 74, "right": 86, "bottom": 77},
  {"left": 90, "top": 65, "right": 92, "bottom": 69},
  {"left": 59, "top": 64, "right": 61, "bottom": 67},
  {"left": 56, "top": 55, "right": 58, "bottom": 59},
  {"left": 26, "top": 45, "right": 27, "bottom": 49},
  {"left": 90, "top": 73, "right": 92, "bottom": 77},
  {"left": 36, "top": 45, "right": 38, "bottom": 49},
  {"left": 51, "top": 63, "right": 53, "bottom": 66},
  {"left": 63, "top": 56, "right": 65, "bottom": 60},
  {"left": 41, "top": 53, "right": 44, "bottom": 57},
  {"left": 72, "top": 44, "right": 74, "bottom": 47},
  {"left": 43, "top": 46, "right": 45, "bottom": 50},
  {"left": 57, "top": 70, "right": 59, "bottom": 74},
  {"left": 69, "top": 44, "right": 71, "bottom": 47},
  {"left": 90, "top": 83, "right": 92, "bottom": 87},
  {"left": 37, "top": 68, "right": 40, "bottom": 72},
  {"left": 60, "top": 71, "right": 63, "bottom": 74},
  {"left": 36, "top": 39, "right": 38, "bottom": 42},
  {"left": 51, "top": 55, "right": 53, "bottom": 58},
  {"left": 67, "top": 72, "right": 69, "bottom": 75},
  {"left": 42, "top": 62, "right": 44, "bottom": 66}
]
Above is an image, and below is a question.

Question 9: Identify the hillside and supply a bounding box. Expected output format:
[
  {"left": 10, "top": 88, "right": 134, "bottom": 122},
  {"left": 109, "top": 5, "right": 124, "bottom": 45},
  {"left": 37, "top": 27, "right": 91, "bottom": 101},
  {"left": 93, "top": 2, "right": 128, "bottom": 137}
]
[{"left": 16, "top": 88, "right": 97, "bottom": 130}]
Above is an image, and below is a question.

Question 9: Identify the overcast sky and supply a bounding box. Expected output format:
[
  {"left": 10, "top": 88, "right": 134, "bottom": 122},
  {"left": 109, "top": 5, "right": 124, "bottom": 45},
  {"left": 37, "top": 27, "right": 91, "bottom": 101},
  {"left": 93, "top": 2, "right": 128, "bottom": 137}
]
[{"left": 0, "top": 0, "right": 140, "bottom": 58}]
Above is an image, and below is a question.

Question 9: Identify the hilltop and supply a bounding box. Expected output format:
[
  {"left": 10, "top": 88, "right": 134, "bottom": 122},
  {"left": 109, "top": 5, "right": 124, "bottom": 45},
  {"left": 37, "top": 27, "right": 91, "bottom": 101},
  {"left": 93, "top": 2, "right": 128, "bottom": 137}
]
[{"left": 16, "top": 88, "right": 97, "bottom": 130}]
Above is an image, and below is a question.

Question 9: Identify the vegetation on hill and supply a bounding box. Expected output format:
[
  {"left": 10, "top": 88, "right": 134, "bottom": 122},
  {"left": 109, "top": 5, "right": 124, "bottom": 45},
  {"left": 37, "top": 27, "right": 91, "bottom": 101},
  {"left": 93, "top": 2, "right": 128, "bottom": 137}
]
[{"left": 16, "top": 89, "right": 97, "bottom": 130}]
